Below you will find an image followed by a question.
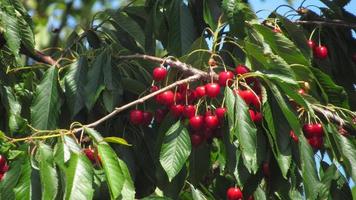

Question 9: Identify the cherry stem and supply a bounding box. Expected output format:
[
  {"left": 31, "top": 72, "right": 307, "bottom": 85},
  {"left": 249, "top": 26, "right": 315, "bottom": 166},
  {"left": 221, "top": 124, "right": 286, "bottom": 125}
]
[{"left": 308, "top": 28, "right": 318, "bottom": 41}]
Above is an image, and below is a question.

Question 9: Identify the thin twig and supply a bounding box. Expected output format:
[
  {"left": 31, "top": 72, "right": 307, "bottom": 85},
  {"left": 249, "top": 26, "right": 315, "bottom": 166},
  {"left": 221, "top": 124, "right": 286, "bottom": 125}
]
[{"left": 295, "top": 20, "right": 356, "bottom": 28}]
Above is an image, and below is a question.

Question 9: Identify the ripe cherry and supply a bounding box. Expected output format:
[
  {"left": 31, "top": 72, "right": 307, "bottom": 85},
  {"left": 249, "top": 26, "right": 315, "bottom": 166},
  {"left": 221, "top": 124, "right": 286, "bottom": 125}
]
[
  {"left": 191, "top": 134, "right": 203, "bottom": 147},
  {"left": 195, "top": 86, "right": 206, "bottom": 98},
  {"left": 150, "top": 85, "right": 159, "bottom": 92},
  {"left": 84, "top": 148, "right": 96, "bottom": 163},
  {"left": 262, "top": 162, "right": 270, "bottom": 177},
  {"left": 158, "top": 90, "right": 175, "bottom": 106},
  {"left": 218, "top": 71, "right": 234, "bottom": 86},
  {"left": 290, "top": 130, "right": 299, "bottom": 142},
  {"left": 254, "top": 112, "right": 263, "bottom": 123},
  {"left": 273, "top": 28, "right": 282, "bottom": 33},
  {"left": 303, "top": 123, "right": 324, "bottom": 137},
  {"left": 130, "top": 109, "right": 144, "bottom": 125},
  {"left": 215, "top": 107, "right": 227, "bottom": 119},
  {"left": 183, "top": 105, "right": 196, "bottom": 118},
  {"left": 308, "top": 136, "right": 323, "bottom": 149},
  {"left": 307, "top": 40, "right": 316, "bottom": 49},
  {"left": 226, "top": 187, "right": 243, "bottom": 200},
  {"left": 205, "top": 83, "right": 220, "bottom": 98},
  {"left": 204, "top": 115, "right": 219, "bottom": 129},
  {"left": 235, "top": 65, "right": 250, "bottom": 75},
  {"left": 238, "top": 90, "right": 259, "bottom": 108},
  {"left": 313, "top": 45, "right": 328, "bottom": 59},
  {"left": 174, "top": 92, "right": 183, "bottom": 103},
  {"left": 0, "top": 155, "right": 6, "bottom": 167},
  {"left": 142, "top": 111, "right": 153, "bottom": 125},
  {"left": 178, "top": 84, "right": 188, "bottom": 93},
  {"left": 170, "top": 104, "right": 184, "bottom": 118},
  {"left": 189, "top": 115, "right": 204, "bottom": 130},
  {"left": 298, "top": 89, "right": 305, "bottom": 95},
  {"left": 155, "top": 109, "right": 166, "bottom": 123},
  {"left": 152, "top": 67, "right": 167, "bottom": 81}
]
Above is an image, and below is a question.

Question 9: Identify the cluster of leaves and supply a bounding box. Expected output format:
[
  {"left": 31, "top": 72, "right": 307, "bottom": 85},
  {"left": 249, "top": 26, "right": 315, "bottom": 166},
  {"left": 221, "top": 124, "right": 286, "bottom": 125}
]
[{"left": 0, "top": 0, "right": 355, "bottom": 199}]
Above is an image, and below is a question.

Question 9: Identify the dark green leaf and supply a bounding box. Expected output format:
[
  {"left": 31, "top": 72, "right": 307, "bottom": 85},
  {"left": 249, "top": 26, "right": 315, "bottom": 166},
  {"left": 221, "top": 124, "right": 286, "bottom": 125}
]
[
  {"left": 0, "top": 9, "right": 20, "bottom": 56},
  {"left": 0, "top": 157, "right": 23, "bottom": 199},
  {"left": 14, "top": 156, "right": 32, "bottom": 200},
  {"left": 31, "top": 67, "right": 62, "bottom": 130},
  {"left": 159, "top": 120, "right": 191, "bottom": 181}
]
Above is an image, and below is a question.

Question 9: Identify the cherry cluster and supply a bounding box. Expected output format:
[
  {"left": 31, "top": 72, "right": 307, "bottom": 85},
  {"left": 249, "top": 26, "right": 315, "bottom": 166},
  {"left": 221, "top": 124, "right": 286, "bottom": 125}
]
[
  {"left": 0, "top": 154, "right": 9, "bottom": 181},
  {"left": 129, "top": 62, "right": 263, "bottom": 148},
  {"left": 303, "top": 123, "right": 324, "bottom": 149},
  {"left": 307, "top": 40, "right": 328, "bottom": 59}
]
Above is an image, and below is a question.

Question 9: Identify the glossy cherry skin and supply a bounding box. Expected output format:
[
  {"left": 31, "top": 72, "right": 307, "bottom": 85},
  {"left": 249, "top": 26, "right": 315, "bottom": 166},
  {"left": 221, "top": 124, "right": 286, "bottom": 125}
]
[
  {"left": 308, "top": 136, "right": 323, "bottom": 149},
  {"left": 235, "top": 65, "right": 250, "bottom": 75},
  {"left": 195, "top": 86, "right": 206, "bottom": 98},
  {"left": 313, "top": 45, "right": 328, "bottom": 59},
  {"left": 254, "top": 112, "right": 263, "bottom": 123},
  {"left": 189, "top": 115, "right": 204, "bottom": 130},
  {"left": 174, "top": 92, "right": 183, "bottom": 103},
  {"left": 226, "top": 187, "right": 243, "bottom": 200},
  {"left": 170, "top": 104, "right": 184, "bottom": 118},
  {"left": 142, "top": 111, "right": 153, "bottom": 125},
  {"left": 152, "top": 67, "right": 167, "bottom": 81},
  {"left": 84, "top": 149, "right": 96, "bottom": 163},
  {"left": 238, "top": 90, "right": 259, "bottom": 108},
  {"left": 205, "top": 83, "right": 221, "bottom": 98},
  {"left": 215, "top": 107, "right": 227, "bottom": 119},
  {"left": 183, "top": 105, "right": 196, "bottom": 118},
  {"left": 303, "top": 123, "right": 324, "bottom": 137},
  {"left": 191, "top": 134, "right": 203, "bottom": 147},
  {"left": 307, "top": 40, "right": 316, "bottom": 49},
  {"left": 158, "top": 91, "right": 175, "bottom": 106},
  {"left": 218, "top": 71, "right": 234, "bottom": 86},
  {"left": 204, "top": 115, "right": 219, "bottom": 129},
  {"left": 290, "top": 130, "right": 299, "bottom": 142},
  {"left": 129, "top": 109, "right": 144, "bottom": 125}
]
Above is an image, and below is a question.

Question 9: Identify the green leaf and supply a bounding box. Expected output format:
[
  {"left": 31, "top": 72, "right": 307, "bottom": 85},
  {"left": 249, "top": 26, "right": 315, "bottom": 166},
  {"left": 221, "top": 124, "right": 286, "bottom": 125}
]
[
  {"left": 64, "top": 57, "right": 88, "bottom": 118},
  {"left": 189, "top": 183, "right": 208, "bottom": 200},
  {"left": 203, "top": 0, "right": 218, "bottom": 30},
  {"left": 0, "top": 9, "right": 20, "bottom": 56},
  {"left": 121, "top": 78, "right": 146, "bottom": 95},
  {"left": 118, "top": 158, "right": 135, "bottom": 199},
  {"left": 37, "top": 143, "right": 58, "bottom": 200},
  {"left": 109, "top": 11, "right": 145, "bottom": 49},
  {"left": 0, "top": 157, "right": 23, "bottom": 199},
  {"left": 13, "top": 156, "right": 32, "bottom": 200},
  {"left": 234, "top": 94, "right": 258, "bottom": 173},
  {"left": 31, "top": 67, "right": 61, "bottom": 130},
  {"left": 84, "top": 127, "right": 104, "bottom": 143},
  {"left": 180, "top": 37, "right": 210, "bottom": 70},
  {"left": 224, "top": 87, "right": 235, "bottom": 139},
  {"left": 252, "top": 23, "right": 310, "bottom": 66},
  {"left": 189, "top": 145, "right": 210, "bottom": 185},
  {"left": 64, "top": 153, "right": 94, "bottom": 200},
  {"left": 166, "top": 0, "right": 197, "bottom": 56},
  {"left": 159, "top": 120, "right": 191, "bottom": 181},
  {"left": 97, "top": 143, "right": 125, "bottom": 199},
  {"left": 103, "top": 137, "right": 131, "bottom": 146},
  {"left": 84, "top": 50, "right": 106, "bottom": 110}
]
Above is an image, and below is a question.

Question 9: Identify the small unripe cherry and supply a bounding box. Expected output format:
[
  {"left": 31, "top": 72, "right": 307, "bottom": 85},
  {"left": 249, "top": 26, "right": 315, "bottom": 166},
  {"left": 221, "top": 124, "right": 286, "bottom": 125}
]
[
  {"left": 205, "top": 83, "right": 221, "bottom": 98},
  {"left": 226, "top": 187, "right": 243, "bottom": 200},
  {"left": 130, "top": 109, "right": 144, "bottom": 125},
  {"left": 152, "top": 67, "right": 167, "bottom": 81}
]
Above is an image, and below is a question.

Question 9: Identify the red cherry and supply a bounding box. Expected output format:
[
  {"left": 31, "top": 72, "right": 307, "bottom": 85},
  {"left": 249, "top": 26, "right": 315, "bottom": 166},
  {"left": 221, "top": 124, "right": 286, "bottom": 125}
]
[
  {"left": 307, "top": 40, "right": 316, "bottom": 49},
  {"left": 254, "top": 112, "right": 263, "bottom": 123},
  {"left": 174, "top": 92, "right": 183, "bottom": 103},
  {"left": 313, "top": 45, "right": 328, "bottom": 59},
  {"left": 152, "top": 67, "right": 167, "bottom": 81},
  {"left": 215, "top": 107, "right": 227, "bottom": 119},
  {"left": 0, "top": 155, "right": 6, "bottom": 167},
  {"left": 0, "top": 164, "right": 9, "bottom": 173},
  {"left": 235, "top": 65, "right": 250, "bottom": 75},
  {"left": 183, "top": 105, "right": 196, "bottom": 118},
  {"left": 178, "top": 84, "right": 188, "bottom": 93},
  {"left": 290, "top": 130, "right": 299, "bottom": 142},
  {"left": 189, "top": 115, "right": 204, "bottom": 130},
  {"left": 191, "top": 134, "right": 203, "bottom": 147},
  {"left": 308, "top": 136, "right": 323, "bottom": 149},
  {"left": 238, "top": 90, "right": 259, "bottom": 107},
  {"left": 226, "top": 187, "right": 243, "bottom": 200},
  {"left": 155, "top": 109, "right": 166, "bottom": 123},
  {"left": 273, "top": 28, "right": 282, "bottom": 33},
  {"left": 205, "top": 83, "right": 221, "bottom": 98},
  {"left": 195, "top": 86, "right": 206, "bottom": 98},
  {"left": 352, "top": 53, "right": 356, "bottom": 63},
  {"left": 142, "top": 111, "right": 153, "bottom": 125},
  {"left": 203, "top": 127, "right": 214, "bottom": 140},
  {"left": 249, "top": 109, "right": 256, "bottom": 121},
  {"left": 170, "top": 104, "right": 184, "bottom": 118},
  {"left": 204, "top": 115, "right": 219, "bottom": 129},
  {"left": 218, "top": 71, "right": 234, "bottom": 86},
  {"left": 262, "top": 162, "right": 270, "bottom": 177},
  {"left": 84, "top": 149, "right": 96, "bottom": 163},
  {"left": 150, "top": 85, "right": 159, "bottom": 92},
  {"left": 130, "top": 109, "right": 144, "bottom": 125},
  {"left": 159, "top": 90, "right": 175, "bottom": 106},
  {"left": 312, "top": 123, "right": 324, "bottom": 137}
]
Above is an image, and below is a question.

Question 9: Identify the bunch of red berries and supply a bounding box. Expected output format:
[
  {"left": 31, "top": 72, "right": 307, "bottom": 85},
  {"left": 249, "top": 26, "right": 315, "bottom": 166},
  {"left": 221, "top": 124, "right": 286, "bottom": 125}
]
[
  {"left": 307, "top": 40, "right": 328, "bottom": 59},
  {"left": 0, "top": 155, "right": 9, "bottom": 181},
  {"left": 303, "top": 123, "right": 324, "bottom": 149}
]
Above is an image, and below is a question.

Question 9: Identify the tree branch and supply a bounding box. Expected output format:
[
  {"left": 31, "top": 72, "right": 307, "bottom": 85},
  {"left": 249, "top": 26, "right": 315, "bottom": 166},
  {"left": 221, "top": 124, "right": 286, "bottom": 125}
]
[
  {"left": 295, "top": 20, "right": 356, "bottom": 29},
  {"left": 20, "top": 47, "right": 58, "bottom": 66}
]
